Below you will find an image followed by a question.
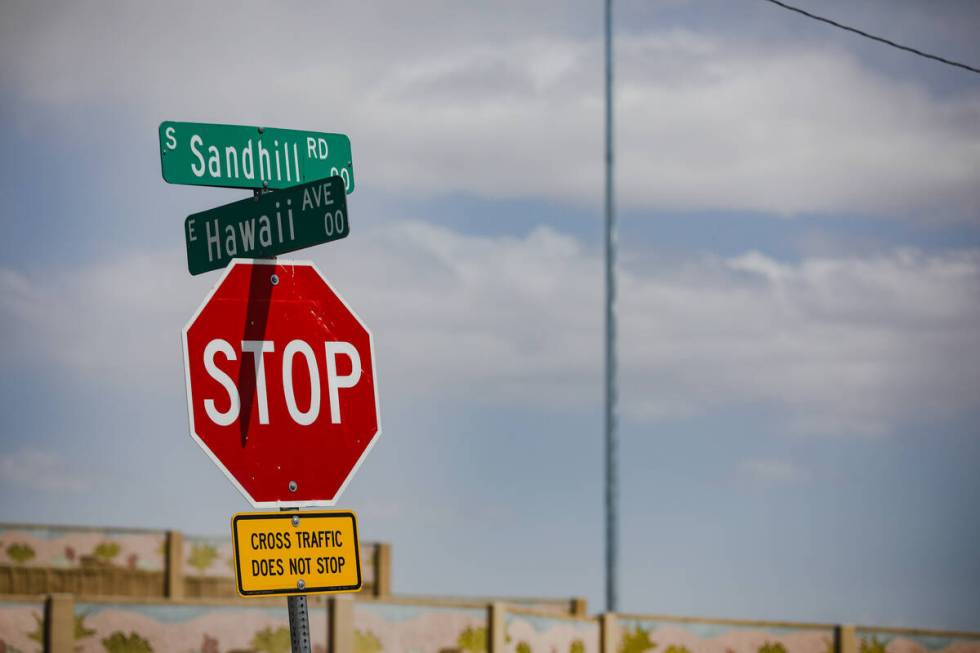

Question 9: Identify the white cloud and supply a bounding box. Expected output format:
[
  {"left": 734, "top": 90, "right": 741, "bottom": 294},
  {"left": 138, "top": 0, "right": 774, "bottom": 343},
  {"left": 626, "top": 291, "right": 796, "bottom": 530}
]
[
  {"left": 2, "top": 221, "right": 978, "bottom": 439},
  {"left": 0, "top": 448, "right": 91, "bottom": 492},
  {"left": 1, "top": 3, "right": 977, "bottom": 219},
  {"left": 0, "top": 253, "right": 209, "bottom": 382}
]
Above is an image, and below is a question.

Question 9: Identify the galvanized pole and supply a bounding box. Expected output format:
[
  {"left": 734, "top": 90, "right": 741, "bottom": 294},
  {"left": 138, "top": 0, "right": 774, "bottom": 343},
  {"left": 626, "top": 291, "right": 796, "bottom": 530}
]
[
  {"left": 282, "top": 507, "right": 311, "bottom": 653},
  {"left": 603, "top": 0, "right": 619, "bottom": 614},
  {"left": 287, "top": 594, "right": 312, "bottom": 653}
]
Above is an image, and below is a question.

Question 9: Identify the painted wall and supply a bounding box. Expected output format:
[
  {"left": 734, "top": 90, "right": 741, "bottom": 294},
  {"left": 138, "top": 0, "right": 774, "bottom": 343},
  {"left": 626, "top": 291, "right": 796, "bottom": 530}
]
[
  {"left": 184, "top": 536, "right": 235, "bottom": 579},
  {"left": 353, "top": 602, "right": 487, "bottom": 653},
  {"left": 506, "top": 612, "right": 599, "bottom": 653},
  {"left": 74, "top": 601, "right": 328, "bottom": 653},
  {"left": 0, "top": 524, "right": 381, "bottom": 597},
  {"left": 0, "top": 526, "right": 165, "bottom": 572},
  {"left": 856, "top": 628, "right": 980, "bottom": 653},
  {"left": 616, "top": 618, "right": 835, "bottom": 653},
  {"left": 0, "top": 598, "right": 45, "bottom": 653}
]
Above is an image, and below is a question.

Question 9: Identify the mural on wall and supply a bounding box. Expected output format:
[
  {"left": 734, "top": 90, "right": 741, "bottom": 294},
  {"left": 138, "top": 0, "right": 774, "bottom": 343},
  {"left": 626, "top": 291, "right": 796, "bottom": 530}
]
[
  {"left": 505, "top": 613, "right": 600, "bottom": 653},
  {"left": 615, "top": 619, "right": 835, "bottom": 653},
  {"left": 0, "top": 525, "right": 378, "bottom": 591},
  {"left": 183, "top": 536, "right": 235, "bottom": 579},
  {"left": 72, "top": 602, "right": 327, "bottom": 653},
  {"left": 857, "top": 630, "right": 980, "bottom": 653},
  {"left": 0, "top": 527, "right": 165, "bottom": 572},
  {"left": 0, "top": 599, "right": 45, "bottom": 653},
  {"left": 353, "top": 602, "right": 487, "bottom": 653}
]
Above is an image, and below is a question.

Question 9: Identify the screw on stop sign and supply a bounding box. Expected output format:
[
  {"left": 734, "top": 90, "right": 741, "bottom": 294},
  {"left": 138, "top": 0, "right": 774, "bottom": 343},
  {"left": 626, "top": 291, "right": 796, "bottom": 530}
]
[{"left": 182, "top": 259, "right": 381, "bottom": 508}]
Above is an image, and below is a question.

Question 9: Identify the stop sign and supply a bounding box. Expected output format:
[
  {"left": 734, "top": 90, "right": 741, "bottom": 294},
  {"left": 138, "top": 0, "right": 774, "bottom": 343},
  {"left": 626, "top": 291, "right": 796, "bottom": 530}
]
[{"left": 182, "top": 259, "right": 380, "bottom": 507}]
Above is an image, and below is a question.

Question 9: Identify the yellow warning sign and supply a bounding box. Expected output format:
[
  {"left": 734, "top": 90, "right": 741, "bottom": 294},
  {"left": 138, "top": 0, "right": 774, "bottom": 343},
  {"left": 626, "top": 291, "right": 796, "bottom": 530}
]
[{"left": 231, "top": 511, "right": 362, "bottom": 597}]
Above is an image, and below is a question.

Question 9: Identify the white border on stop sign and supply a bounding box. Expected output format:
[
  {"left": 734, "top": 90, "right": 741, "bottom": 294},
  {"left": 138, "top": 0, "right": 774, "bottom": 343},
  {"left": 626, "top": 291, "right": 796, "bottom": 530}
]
[{"left": 180, "top": 258, "right": 382, "bottom": 508}]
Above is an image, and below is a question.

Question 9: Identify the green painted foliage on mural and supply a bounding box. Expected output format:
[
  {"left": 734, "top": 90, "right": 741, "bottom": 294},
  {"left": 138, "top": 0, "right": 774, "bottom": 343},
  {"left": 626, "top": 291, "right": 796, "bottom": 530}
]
[
  {"left": 517, "top": 642, "right": 533, "bottom": 653},
  {"left": 571, "top": 640, "right": 586, "bottom": 653},
  {"left": 187, "top": 543, "right": 219, "bottom": 574},
  {"left": 6, "top": 542, "right": 36, "bottom": 564},
  {"left": 102, "top": 631, "right": 153, "bottom": 653},
  {"left": 619, "top": 625, "right": 656, "bottom": 653},
  {"left": 251, "top": 626, "right": 291, "bottom": 653},
  {"left": 663, "top": 645, "right": 690, "bottom": 653},
  {"left": 28, "top": 612, "right": 44, "bottom": 649},
  {"left": 355, "top": 629, "right": 383, "bottom": 653},
  {"left": 860, "top": 637, "right": 887, "bottom": 653},
  {"left": 758, "top": 642, "right": 787, "bottom": 653},
  {"left": 75, "top": 613, "right": 96, "bottom": 651},
  {"left": 94, "top": 542, "right": 121, "bottom": 562},
  {"left": 458, "top": 626, "right": 487, "bottom": 653}
]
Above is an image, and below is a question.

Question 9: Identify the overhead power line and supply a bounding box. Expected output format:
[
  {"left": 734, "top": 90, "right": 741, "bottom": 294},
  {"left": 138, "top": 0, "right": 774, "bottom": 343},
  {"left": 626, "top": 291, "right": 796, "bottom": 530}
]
[{"left": 761, "top": 0, "right": 980, "bottom": 75}]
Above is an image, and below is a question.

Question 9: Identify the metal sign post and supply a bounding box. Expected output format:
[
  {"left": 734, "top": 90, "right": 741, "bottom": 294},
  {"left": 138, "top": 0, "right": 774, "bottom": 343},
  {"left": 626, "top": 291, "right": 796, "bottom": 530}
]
[
  {"left": 287, "top": 594, "right": 312, "bottom": 653},
  {"left": 280, "top": 506, "right": 311, "bottom": 653},
  {"left": 276, "top": 255, "right": 310, "bottom": 653}
]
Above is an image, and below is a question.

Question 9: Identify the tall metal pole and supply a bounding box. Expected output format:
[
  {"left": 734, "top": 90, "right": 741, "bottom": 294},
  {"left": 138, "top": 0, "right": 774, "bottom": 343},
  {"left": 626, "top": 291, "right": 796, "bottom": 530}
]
[{"left": 603, "top": 0, "right": 618, "bottom": 614}]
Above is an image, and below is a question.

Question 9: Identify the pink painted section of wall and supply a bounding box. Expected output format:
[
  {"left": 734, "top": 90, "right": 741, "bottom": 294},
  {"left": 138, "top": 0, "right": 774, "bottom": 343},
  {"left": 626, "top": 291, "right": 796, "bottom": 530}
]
[
  {"left": 353, "top": 602, "right": 487, "bottom": 653},
  {"left": 506, "top": 614, "right": 599, "bottom": 653},
  {"left": 0, "top": 527, "right": 165, "bottom": 572},
  {"left": 857, "top": 629, "right": 980, "bottom": 653},
  {"left": 74, "top": 602, "right": 327, "bottom": 653},
  {"left": 618, "top": 619, "right": 834, "bottom": 653},
  {"left": 184, "top": 536, "right": 236, "bottom": 579},
  {"left": 0, "top": 599, "right": 44, "bottom": 653}
]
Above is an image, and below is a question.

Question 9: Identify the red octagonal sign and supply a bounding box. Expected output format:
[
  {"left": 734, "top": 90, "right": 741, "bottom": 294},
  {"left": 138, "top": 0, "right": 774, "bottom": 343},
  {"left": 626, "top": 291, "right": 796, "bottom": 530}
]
[{"left": 182, "top": 259, "right": 380, "bottom": 508}]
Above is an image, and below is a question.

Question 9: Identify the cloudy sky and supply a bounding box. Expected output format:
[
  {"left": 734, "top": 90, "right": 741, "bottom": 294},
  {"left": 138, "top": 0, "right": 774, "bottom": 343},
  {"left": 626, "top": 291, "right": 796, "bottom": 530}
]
[{"left": 1, "top": 0, "right": 979, "bottom": 630}]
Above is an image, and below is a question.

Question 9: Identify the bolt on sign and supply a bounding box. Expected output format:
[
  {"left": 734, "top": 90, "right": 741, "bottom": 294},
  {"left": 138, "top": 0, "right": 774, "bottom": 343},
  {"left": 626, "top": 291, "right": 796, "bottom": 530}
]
[
  {"left": 159, "top": 121, "right": 354, "bottom": 193},
  {"left": 182, "top": 259, "right": 380, "bottom": 508},
  {"left": 232, "top": 511, "right": 361, "bottom": 597},
  {"left": 184, "top": 175, "right": 349, "bottom": 275}
]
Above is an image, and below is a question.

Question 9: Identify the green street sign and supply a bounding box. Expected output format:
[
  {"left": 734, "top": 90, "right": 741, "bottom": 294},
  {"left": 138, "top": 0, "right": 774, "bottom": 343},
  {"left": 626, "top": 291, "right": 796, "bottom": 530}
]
[
  {"left": 160, "top": 121, "right": 354, "bottom": 193},
  {"left": 184, "top": 176, "right": 349, "bottom": 275}
]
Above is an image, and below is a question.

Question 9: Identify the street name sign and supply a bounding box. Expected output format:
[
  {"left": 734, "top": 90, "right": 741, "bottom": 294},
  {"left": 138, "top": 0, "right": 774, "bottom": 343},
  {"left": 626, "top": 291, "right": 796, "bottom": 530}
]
[
  {"left": 185, "top": 175, "right": 348, "bottom": 275},
  {"left": 160, "top": 121, "right": 354, "bottom": 193},
  {"left": 232, "top": 511, "right": 361, "bottom": 597},
  {"left": 182, "top": 259, "right": 380, "bottom": 507}
]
